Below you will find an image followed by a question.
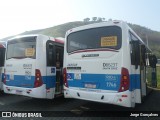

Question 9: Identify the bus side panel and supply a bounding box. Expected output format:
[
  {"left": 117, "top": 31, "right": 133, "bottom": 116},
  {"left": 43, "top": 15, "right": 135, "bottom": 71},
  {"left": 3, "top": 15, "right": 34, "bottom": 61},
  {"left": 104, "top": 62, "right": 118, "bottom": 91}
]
[
  {"left": 46, "top": 67, "right": 56, "bottom": 99},
  {"left": 65, "top": 50, "right": 122, "bottom": 92},
  {"left": 2, "top": 59, "right": 49, "bottom": 98},
  {"left": 67, "top": 73, "right": 121, "bottom": 91},
  {"left": 5, "top": 59, "right": 36, "bottom": 88},
  {"left": 129, "top": 72, "right": 141, "bottom": 104},
  {"left": 129, "top": 74, "right": 141, "bottom": 91}
]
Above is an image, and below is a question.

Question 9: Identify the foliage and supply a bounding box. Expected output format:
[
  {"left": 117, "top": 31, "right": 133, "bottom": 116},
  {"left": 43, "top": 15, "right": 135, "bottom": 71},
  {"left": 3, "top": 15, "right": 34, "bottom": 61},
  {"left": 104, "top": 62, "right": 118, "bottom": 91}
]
[{"left": 157, "top": 66, "right": 160, "bottom": 88}]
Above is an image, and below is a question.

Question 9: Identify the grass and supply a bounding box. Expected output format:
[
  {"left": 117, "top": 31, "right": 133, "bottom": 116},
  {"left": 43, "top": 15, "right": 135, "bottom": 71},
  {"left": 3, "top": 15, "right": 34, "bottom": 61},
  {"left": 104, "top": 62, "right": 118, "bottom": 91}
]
[
  {"left": 156, "top": 66, "right": 160, "bottom": 88},
  {"left": 146, "top": 66, "right": 160, "bottom": 88}
]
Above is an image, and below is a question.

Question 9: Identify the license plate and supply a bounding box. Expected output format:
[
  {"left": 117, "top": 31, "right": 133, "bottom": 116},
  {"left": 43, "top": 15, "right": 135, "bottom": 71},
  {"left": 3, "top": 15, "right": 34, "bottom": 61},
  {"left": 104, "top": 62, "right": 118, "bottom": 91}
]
[
  {"left": 16, "top": 90, "right": 22, "bottom": 94},
  {"left": 84, "top": 84, "right": 96, "bottom": 89}
]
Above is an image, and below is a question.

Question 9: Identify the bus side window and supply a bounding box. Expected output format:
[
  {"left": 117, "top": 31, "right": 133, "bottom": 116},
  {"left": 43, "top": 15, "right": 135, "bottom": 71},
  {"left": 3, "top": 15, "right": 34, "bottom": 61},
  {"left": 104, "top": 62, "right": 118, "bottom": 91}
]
[
  {"left": 55, "top": 46, "right": 63, "bottom": 68},
  {"left": 141, "top": 45, "right": 146, "bottom": 66},
  {"left": 46, "top": 42, "right": 55, "bottom": 66},
  {"left": 129, "top": 32, "right": 140, "bottom": 69},
  {"left": 60, "top": 47, "right": 64, "bottom": 68}
]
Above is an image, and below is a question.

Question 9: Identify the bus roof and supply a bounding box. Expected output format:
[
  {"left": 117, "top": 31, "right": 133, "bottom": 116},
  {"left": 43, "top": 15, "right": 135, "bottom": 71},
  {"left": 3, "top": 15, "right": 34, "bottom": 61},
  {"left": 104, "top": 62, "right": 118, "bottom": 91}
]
[
  {"left": 7, "top": 34, "right": 44, "bottom": 41},
  {"left": 0, "top": 44, "right": 5, "bottom": 48},
  {"left": 66, "top": 20, "right": 125, "bottom": 34},
  {"left": 50, "top": 37, "right": 64, "bottom": 44},
  {"left": 7, "top": 34, "right": 64, "bottom": 44},
  {"left": 0, "top": 41, "right": 6, "bottom": 48},
  {"left": 54, "top": 38, "right": 64, "bottom": 44}
]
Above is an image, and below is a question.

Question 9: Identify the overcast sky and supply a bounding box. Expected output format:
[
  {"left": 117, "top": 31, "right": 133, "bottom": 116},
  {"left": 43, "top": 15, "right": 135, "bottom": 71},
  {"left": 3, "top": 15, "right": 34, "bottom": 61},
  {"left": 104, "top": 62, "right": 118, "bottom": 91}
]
[{"left": 0, "top": 0, "right": 159, "bottom": 39}]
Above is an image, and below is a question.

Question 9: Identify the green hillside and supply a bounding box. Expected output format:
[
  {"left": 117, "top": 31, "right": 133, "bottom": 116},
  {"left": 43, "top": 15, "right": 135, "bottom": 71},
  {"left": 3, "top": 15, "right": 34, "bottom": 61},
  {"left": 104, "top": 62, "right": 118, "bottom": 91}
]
[
  {"left": 1, "top": 20, "right": 160, "bottom": 58},
  {"left": 128, "top": 23, "right": 160, "bottom": 58},
  {"left": 20, "top": 29, "right": 44, "bottom": 35},
  {"left": 39, "top": 21, "right": 86, "bottom": 37}
]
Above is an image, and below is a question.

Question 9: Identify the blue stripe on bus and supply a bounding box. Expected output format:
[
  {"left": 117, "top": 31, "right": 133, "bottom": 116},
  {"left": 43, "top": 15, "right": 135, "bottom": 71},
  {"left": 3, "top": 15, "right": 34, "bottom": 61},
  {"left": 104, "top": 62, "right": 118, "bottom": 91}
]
[
  {"left": 42, "top": 76, "right": 56, "bottom": 89},
  {"left": 4, "top": 74, "right": 56, "bottom": 89},
  {"left": 129, "top": 74, "right": 141, "bottom": 91},
  {"left": 67, "top": 73, "right": 140, "bottom": 91}
]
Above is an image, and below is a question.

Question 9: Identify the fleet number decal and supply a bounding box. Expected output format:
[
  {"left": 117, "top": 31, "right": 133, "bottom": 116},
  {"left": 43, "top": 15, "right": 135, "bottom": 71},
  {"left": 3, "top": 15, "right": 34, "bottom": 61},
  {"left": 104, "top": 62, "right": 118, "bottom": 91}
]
[
  {"left": 25, "top": 70, "right": 31, "bottom": 80},
  {"left": 103, "top": 63, "right": 118, "bottom": 70},
  {"left": 105, "top": 75, "right": 118, "bottom": 81},
  {"left": 106, "top": 82, "right": 117, "bottom": 88}
]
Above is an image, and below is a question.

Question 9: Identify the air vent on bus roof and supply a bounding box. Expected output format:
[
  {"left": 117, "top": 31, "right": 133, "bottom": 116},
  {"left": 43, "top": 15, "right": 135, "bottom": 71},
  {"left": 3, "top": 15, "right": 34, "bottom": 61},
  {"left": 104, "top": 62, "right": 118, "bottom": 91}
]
[{"left": 113, "top": 20, "right": 120, "bottom": 24}]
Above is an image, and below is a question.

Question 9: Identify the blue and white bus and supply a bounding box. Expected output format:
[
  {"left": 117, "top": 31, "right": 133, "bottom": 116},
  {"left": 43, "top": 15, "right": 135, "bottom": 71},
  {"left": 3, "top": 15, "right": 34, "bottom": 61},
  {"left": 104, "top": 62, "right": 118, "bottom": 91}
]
[
  {"left": 0, "top": 41, "right": 6, "bottom": 91},
  {"left": 63, "top": 20, "right": 152, "bottom": 107},
  {"left": 3, "top": 34, "right": 64, "bottom": 99}
]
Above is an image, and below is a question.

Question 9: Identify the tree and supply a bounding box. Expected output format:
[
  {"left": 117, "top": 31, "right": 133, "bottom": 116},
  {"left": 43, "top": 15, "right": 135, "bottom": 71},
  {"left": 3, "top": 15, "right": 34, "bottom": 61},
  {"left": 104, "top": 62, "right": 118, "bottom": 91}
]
[
  {"left": 83, "top": 18, "right": 90, "bottom": 22},
  {"left": 102, "top": 18, "right": 105, "bottom": 21},
  {"left": 108, "top": 18, "right": 112, "bottom": 21},
  {"left": 97, "top": 17, "right": 102, "bottom": 22},
  {"left": 92, "top": 17, "right": 97, "bottom": 21}
]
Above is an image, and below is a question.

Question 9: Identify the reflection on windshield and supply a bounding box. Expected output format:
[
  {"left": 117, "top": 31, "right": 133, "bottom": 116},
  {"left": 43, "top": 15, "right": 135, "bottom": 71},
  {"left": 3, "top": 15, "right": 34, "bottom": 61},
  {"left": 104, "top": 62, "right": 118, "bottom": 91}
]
[
  {"left": 7, "top": 37, "right": 36, "bottom": 59},
  {"left": 67, "top": 26, "right": 122, "bottom": 53}
]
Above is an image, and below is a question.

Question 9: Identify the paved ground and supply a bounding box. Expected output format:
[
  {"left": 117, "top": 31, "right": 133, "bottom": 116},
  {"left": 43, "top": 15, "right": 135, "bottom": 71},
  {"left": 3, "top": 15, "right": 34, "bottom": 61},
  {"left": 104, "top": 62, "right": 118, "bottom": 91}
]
[{"left": 0, "top": 88, "right": 160, "bottom": 120}]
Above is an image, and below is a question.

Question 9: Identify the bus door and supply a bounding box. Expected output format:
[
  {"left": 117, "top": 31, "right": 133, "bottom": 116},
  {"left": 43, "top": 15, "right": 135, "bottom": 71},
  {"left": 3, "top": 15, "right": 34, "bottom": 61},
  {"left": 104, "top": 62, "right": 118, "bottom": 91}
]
[
  {"left": 46, "top": 41, "right": 56, "bottom": 98},
  {"left": 46, "top": 41, "right": 63, "bottom": 97},
  {"left": 55, "top": 46, "right": 63, "bottom": 95},
  {"left": 140, "top": 45, "right": 147, "bottom": 97},
  {"left": 130, "top": 32, "right": 141, "bottom": 104}
]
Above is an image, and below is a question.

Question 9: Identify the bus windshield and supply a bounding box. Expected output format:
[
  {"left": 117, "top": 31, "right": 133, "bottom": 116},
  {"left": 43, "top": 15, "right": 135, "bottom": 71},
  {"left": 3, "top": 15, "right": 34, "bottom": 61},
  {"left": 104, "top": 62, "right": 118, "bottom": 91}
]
[
  {"left": 67, "top": 26, "right": 122, "bottom": 53},
  {"left": 7, "top": 37, "right": 36, "bottom": 59}
]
